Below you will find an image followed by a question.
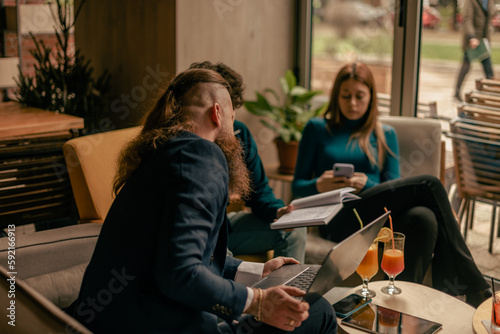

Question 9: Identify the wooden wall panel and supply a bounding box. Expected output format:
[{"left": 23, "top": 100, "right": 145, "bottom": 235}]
[
  {"left": 75, "top": 0, "right": 176, "bottom": 128},
  {"left": 75, "top": 0, "right": 297, "bottom": 165},
  {"left": 176, "top": 0, "right": 297, "bottom": 165}
]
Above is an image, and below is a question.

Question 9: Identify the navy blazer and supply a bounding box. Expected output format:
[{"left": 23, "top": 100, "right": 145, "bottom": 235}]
[{"left": 72, "top": 132, "right": 247, "bottom": 333}]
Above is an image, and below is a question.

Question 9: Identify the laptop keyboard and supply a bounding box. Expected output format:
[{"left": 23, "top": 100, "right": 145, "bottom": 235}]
[{"left": 284, "top": 267, "right": 320, "bottom": 291}]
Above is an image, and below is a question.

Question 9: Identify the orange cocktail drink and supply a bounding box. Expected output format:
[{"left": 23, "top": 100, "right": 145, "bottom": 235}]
[
  {"left": 381, "top": 232, "right": 405, "bottom": 295},
  {"left": 357, "top": 244, "right": 378, "bottom": 279},
  {"left": 380, "top": 249, "right": 404, "bottom": 276},
  {"left": 355, "top": 238, "right": 381, "bottom": 298},
  {"left": 354, "top": 227, "right": 392, "bottom": 299}
]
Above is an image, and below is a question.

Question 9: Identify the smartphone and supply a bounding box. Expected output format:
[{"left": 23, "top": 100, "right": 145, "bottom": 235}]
[
  {"left": 341, "top": 303, "right": 442, "bottom": 334},
  {"left": 333, "top": 163, "right": 354, "bottom": 178},
  {"left": 332, "top": 293, "right": 372, "bottom": 318}
]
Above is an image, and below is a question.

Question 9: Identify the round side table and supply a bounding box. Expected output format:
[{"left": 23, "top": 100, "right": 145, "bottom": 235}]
[{"left": 473, "top": 297, "right": 493, "bottom": 334}]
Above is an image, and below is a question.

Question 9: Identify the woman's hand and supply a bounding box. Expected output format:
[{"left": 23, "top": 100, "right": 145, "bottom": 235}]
[
  {"left": 316, "top": 170, "right": 367, "bottom": 194},
  {"left": 316, "top": 170, "right": 350, "bottom": 193},
  {"left": 262, "top": 257, "right": 300, "bottom": 278},
  {"left": 346, "top": 172, "right": 368, "bottom": 193}
]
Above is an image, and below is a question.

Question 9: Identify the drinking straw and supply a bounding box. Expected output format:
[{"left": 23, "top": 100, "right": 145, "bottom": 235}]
[
  {"left": 384, "top": 207, "right": 395, "bottom": 251},
  {"left": 493, "top": 277, "right": 497, "bottom": 321},
  {"left": 353, "top": 208, "right": 363, "bottom": 229}
]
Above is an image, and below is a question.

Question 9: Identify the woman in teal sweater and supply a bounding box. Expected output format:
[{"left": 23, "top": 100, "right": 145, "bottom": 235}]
[
  {"left": 292, "top": 62, "right": 491, "bottom": 307},
  {"left": 292, "top": 117, "right": 400, "bottom": 197}
]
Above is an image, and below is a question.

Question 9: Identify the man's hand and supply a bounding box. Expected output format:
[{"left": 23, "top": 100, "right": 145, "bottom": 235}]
[
  {"left": 247, "top": 286, "right": 309, "bottom": 331},
  {"left": 469, "top": 37, "right": 480, "bottom": 49},
  {"left": 276, "top": 204, "right": 293, "bottom": 219},
  {"left": 276, "top": 205, "right": 295, "bottom": 232},
  {"left": 262, "top": 257, "right": 299, "bottom": 278}
]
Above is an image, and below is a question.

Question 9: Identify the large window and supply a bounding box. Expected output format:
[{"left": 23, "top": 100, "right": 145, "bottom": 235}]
[
  {"left": 309, "top": 0, "right": 421, "bottom": 117},
  {"left": 311, "top": 0, "right": 395, "bottom": 102},
  {"left": 418, "top": 2, "right": 500, "bottom": 120}
]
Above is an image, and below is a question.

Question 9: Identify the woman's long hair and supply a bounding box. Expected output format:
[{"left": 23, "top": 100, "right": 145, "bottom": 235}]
[
  {"left": 324, "top": 62, "right": 392, "bottom": 169},
  {"left": 113, "top": 69, "right": 230, "bottom": 195}
]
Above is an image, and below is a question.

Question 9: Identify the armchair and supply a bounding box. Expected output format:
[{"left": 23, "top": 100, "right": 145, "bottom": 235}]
[
  {"left": 306, "top": 115, "right": 444, "bottom": 285},
  {"left": 63, "top": 127, "right": 141, "bottom": 223}
]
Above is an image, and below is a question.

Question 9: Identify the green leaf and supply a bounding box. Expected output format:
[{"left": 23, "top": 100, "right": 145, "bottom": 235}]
[
  {"left": 289, "top": 86, "right": 309, "bottom": 97},
  {"left": 278, "top": 128, "right": 292, "bottom": 143},
  {"left": 279, "top": 77, "right": 289, "bottom": 95},
  {"left": 245, "top": 68, "right": 327, "bottom": 143},
  {"left": 288, "top": 104, "right": 304, "bottom": 116},
  {"left": 256, "top": 92, "right": 273, "bottom": 110},
  {"left": 292, "top": 90, "right": 322, "bottom": 104},
  {"left": 284, "top": 70, "right": 297, "bottom": 90},
  {"left": 244, "top": 101, "right": 270, "bottom": 116},
  {"left": 312, "top": 101, "right": 329, "bottom": 116},
  {"left": 293, "top": 131, "right": 302, "bottom": 142}
]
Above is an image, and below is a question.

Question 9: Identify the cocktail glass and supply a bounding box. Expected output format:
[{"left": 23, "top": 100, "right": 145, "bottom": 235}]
[
  {"left": 355, "top": 239, "right": 378, "bottom": 298},
  {"left": 381, "top": 232, "right": 405, "bottom": 295},
  {"left": 492, "top": 291, "right": 500, "bottom": 334}
]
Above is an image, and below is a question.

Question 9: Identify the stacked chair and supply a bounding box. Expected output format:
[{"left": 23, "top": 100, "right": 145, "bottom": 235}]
[{"left": 448, "top": 78, "right": 500, "bottom": 254}]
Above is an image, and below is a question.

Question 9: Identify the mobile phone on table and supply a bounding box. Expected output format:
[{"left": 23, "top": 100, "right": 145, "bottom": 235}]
[
  {"left": 332, "top": 293, "right": 372, "bottom": 318},
  {"left": 333, "top": 163, "right": 354, "bottom": 178}
]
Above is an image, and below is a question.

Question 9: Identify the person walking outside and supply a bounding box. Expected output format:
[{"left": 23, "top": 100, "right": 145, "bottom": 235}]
[{"left": 454, "top": 0, "right": 496, "bottom": 101}]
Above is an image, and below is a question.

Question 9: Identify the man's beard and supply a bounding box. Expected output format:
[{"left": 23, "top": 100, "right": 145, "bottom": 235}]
[{"left": 215, "top": 130, "right": 252, "bottom": 202}]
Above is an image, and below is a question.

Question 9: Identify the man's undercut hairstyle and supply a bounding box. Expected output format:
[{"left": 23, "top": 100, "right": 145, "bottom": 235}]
[
  {"left": 189, "top": 61, "right": 245, "bottom": 109},
  {"left": 113, "top": 68, "right": 231, "bottom": 194}
]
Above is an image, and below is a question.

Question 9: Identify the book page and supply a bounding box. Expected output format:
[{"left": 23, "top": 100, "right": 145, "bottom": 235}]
[
  {"left": 276, "top": 205, "right": 336, "bottom": 223},
  {"left": 270, "top": 204, "right": 343, "bottom": 229},
  {"left": 290, "top": 187, "right": 358, "bottom": 209}
]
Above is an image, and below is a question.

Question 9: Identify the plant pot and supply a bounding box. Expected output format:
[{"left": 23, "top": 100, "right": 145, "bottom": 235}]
[{"left": 274, "top": 138, "right": 299, "bottom": 175}]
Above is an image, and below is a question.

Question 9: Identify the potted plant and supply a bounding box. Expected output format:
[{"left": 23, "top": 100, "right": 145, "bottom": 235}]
[
  {"left": 244, "top": 70, "right": 328, "bottom": 174},
  {"left": 15, "top": 0, "right": 110, "bottom": 133}
]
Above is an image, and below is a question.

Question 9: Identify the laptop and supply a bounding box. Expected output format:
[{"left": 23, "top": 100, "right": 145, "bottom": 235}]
[{"left": 252, "top": 211, "right": 390, "bottom": 304}]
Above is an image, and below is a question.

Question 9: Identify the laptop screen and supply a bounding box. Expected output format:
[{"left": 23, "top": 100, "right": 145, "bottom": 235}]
[{"left": 304, "top": 211, "right": 390, "bottom": 304}]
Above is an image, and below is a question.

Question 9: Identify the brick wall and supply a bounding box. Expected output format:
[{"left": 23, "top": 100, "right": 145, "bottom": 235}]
[
  {"left": 2, "top": 1, "right": 75, "bottom": 80},
  {"left": 4, "top": 32, "right": 75, "bottom": 77}
]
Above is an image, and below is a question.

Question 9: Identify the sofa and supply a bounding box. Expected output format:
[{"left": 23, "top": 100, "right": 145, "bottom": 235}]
[{"left": 0, "top": 223, "right": 101, "bottom": 333}]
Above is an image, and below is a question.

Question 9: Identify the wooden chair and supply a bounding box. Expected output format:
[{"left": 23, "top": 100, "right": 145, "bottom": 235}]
[
  {"left": 475, "top": 78, "right": 500, "bottom": 94},
  {"left": 464, "top": 90, "right": 500, "bottom": 109},
  {"left": 447, "top": 118, "right": 500, "bottom": 253},
  {"left": 377, "top": 92, "right": 439, "bottom": 119},
  {"left": 458, "top": 102, "right": 500, "bottom": 125}
]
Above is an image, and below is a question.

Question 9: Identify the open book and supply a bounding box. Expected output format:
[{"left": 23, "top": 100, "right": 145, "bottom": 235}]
[{"left": 270, "top": 187, "right": 360, "bottom": 230}]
